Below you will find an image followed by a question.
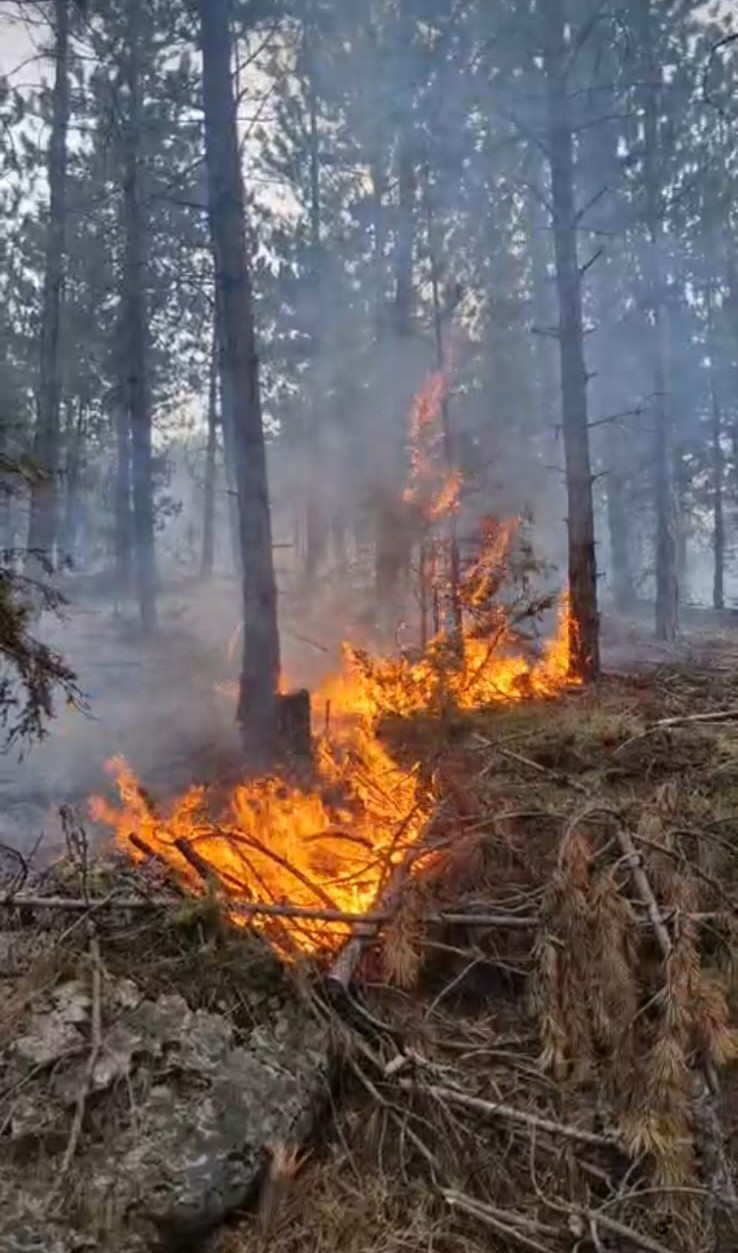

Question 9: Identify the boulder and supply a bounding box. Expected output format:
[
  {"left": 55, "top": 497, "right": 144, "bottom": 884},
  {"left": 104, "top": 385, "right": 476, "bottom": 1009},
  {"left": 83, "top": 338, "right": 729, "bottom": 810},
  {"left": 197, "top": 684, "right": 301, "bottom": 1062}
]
[{"left": 0, "top": 973, "right": 329, "bottom": 1251}]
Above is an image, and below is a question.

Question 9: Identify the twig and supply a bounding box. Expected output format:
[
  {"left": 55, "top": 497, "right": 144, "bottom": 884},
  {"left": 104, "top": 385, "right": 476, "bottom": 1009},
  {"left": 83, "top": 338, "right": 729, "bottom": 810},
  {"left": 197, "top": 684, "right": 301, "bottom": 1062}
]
[
  {"left": 614, "top": 828, "right": 737, "bottom": 1213},
  {"left": 48, "top": 931, "right": 102, "bottom": 1203},
  {"left": 173, "top": 836, "right": 219, "bottom": 885},
  {"left": 443, "top": 1190, "right": 557, "bottom": 1253},
  {"left": 0, "top": 892, "right": 537, "bottom": 929},
  {"left": 653, "top": 708, "right": 738, "bottom": 728},
  {"left": 584, "top": 1208, "right": 679, "bottom": 1253},
  {"left": 443, "top": 1188, "right": 559, "bottom": 1237},
  {"left": 614, "top": 829, "right": 672, "bottom": 957},
  {"left": 399, "top": 1079, "right": 619, "bottom": 1148},
  {"left": 616, "top": 706, "right": 738, "bottom": 754}
]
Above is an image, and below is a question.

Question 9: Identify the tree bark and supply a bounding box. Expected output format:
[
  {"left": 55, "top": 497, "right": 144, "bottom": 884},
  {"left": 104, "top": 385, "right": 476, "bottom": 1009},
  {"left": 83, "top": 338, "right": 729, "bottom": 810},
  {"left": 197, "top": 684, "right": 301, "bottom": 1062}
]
[
  {"left": 395, "top": 134, "right": 416, "bottom": 339},
  {"left": 540, "top": 0, "right": 600, "bottom": 681},
  {"left": 113, "top": 392, "right": 132, "bottom": 593},
  {"left": 201, "top": 317, "right": 218, "bottom": 581},
  {"left": 197, "top": 0, "right": 281, "bottom": 761},
  {"left": 705, "top": 261, "right": 725, "bottom": 611},
  {"left": 214, "top": 289, "right": 242, "bottom": 577},
  {"left": 28, "top": 0, "right": 70, "bottom": 575},
  {"left": 60, "top": 399, "right": 84, "bottom": 567},
  {"left": 637, "top": 0, "right": 678, "bottom": 639},
  {"left": 122, "top": 0, "right": 157, "bottom": 632},
  {"left": 302, "top": 19, "right": 327, "bottom": 586},
  {"left": 605, "top": 448, "right": 636, "bottom": 613}
]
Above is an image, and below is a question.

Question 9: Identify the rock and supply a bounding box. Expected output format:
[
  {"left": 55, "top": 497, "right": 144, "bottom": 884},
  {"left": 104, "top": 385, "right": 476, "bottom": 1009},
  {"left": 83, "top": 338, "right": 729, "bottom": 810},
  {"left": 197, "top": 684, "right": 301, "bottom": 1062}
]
[
  {"left": 0, "top": 977, "right": 329, "bottom": 1251},
  {"left": 94, "top": 999, "right": 329, "bottom": 1242}
]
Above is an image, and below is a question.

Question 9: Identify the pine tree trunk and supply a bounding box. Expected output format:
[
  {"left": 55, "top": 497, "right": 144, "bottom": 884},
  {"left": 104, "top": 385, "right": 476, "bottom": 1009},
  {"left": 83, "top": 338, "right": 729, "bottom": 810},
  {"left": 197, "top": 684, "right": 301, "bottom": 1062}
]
[
  {"left": 60, "top": 400, "right": 84, "bottom": 567},
  {"left": 197, "top": 0, "right": 281, "bottom": 761},
  {"left": 215, "top": 290, "right": 242, "bottom": 577},
  {"left": 114, "top": 395, "right": 132, "bottom": 593},
  {"left": 705, "top": 261, "right": 725, "bottom": 610},
  {"left": 638, "top": 0, "right": 678, "bottom": 639},
  {"left": 540, "top": 0, "right": 600, "bottom": 681},
  {"left": 395, "top": 134, "right": 416, "bottom": 339},
  {"left": 201, "top": 319, "right": 218, "bottom": 581},
  {"left": 28, "top": 0, "right": 70, "bottom": 575},
  {"left": 122, "top": 0, "right": 157, "bottom": 632},
  {"left": 302, "top": 15, "right": 326, "bottom": 585},
  {"left": 605, "top": 453, "right": 636, "bottom": 613}
]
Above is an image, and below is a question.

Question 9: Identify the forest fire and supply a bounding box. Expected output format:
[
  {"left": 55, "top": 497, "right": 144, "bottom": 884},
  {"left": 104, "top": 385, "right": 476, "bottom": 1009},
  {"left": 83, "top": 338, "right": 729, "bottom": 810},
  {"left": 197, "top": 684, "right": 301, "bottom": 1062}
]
[
  {"left": 90, "top": 361, "right": 578, "bottom": 956},
  {"left": 90, "top": 585, "right": 574, "bottom": 956}
]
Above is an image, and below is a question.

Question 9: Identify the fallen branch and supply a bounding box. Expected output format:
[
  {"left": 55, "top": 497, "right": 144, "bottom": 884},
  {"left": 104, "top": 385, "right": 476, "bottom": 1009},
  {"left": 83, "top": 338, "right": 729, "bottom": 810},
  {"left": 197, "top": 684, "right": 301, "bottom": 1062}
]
[
  {"left": 653, "top": 708, "right": 738, "bottom": 728},
  {"left": 443, "top": 1190, "right": 557, "bottom": 1253},
  {"left": 48, "top": 930, "right": 102, "bottom": 1204},
  {"left": 0, "top": 891, "right": 536, "bottom": 930},
  {"left": 614, "top": 827, "right": 736, "bottom": 1215},
  {"left": 399, "top": 1079, "right": 619, "bottom": 1149},
  {"left": 584, "top": 1207, "right": 679, "bottom": 1253}
]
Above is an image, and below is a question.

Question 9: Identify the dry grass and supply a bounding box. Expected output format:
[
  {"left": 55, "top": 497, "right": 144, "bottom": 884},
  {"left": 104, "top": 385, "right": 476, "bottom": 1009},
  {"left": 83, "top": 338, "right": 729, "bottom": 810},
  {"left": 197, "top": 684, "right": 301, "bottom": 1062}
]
[
  {"left": 7, "top": 659, "right": 738, "bottom": 1251},
  {"left": 221, "top": 660, "right": 738, "bottom": 1253}
]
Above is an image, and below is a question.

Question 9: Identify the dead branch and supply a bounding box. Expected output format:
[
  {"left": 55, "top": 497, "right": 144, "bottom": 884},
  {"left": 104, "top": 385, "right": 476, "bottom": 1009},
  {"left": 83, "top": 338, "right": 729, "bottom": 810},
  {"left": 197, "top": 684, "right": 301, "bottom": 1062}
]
[
  {"left": 48, "top": 930, "right": 102, "bottom": 1204},
  {"left": 0, "top": 891, "right": 536, "bottom": 930},
  {"left": 584, "top": 1208, "right": 680, "bottom": 1253},
  {"left": 442, "top": 1190, "right": 557, "bottom": 1253},
  {"left": 399, "top": 1079, "right": 619, "bottom": 1149},
  {"left": 614, "top": 827, "right": 737, "bottom": 1213}
]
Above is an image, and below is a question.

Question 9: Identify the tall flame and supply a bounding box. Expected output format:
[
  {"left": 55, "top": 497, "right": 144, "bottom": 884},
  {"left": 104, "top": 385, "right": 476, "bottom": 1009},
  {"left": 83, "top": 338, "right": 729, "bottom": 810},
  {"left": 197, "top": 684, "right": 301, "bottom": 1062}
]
[
  {"left": 90, "top": 594, "right": 574, "bottom": 955},
  {"left": 91, "top": 374, "right": 577, "bottom": 957}
]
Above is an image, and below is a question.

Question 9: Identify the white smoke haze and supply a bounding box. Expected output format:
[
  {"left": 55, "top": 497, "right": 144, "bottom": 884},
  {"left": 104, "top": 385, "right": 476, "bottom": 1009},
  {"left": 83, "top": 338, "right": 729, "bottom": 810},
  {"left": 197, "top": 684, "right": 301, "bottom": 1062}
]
[{"left": 2, "top": 0, "right": 735, "bottom": 866}]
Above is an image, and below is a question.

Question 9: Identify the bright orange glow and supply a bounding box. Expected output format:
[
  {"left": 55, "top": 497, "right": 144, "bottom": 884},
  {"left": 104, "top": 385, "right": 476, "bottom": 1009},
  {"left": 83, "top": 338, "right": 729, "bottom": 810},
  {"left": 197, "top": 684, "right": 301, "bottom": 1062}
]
[
  {"left": 91, "top": 593, "right": 573, "bottom": 955},
  {"left": 90, "top": 725, "right": 430, "bottom": 955},
  {"left": 92, "top": 376, "right": 578, "bottom": 960},
  {"left": 403, "top": 370, "right": 461, "bottom": 523}
]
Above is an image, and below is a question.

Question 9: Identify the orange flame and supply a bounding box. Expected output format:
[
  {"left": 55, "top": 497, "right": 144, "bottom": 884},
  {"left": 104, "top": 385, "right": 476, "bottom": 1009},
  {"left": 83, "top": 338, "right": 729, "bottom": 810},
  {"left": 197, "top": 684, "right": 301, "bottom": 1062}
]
[
  {"left": 403, "top": 370, "right": 461, "bottom": 522},
  {"left": 91, "top": 375, "right": 577, "bottom": 959},
  {"left": 91, "top": 592, "right": 574, "bottom": 955}
]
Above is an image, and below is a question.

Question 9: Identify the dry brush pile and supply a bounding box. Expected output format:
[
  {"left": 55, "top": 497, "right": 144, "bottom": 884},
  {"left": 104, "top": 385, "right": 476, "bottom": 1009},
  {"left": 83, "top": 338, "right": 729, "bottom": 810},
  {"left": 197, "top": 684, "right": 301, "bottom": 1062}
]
[
  {"left": 220, "top": 667, "right": 738, "bottom": 1253},
  {"left": 4, "top": 664, "right": 738, "bottom": 1252}
]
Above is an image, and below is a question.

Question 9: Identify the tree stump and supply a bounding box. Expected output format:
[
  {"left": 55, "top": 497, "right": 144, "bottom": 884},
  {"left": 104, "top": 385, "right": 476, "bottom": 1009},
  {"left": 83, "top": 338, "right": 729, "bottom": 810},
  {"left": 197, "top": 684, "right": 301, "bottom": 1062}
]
[{"left": 276, "top": 689, "right": 312, "bottom": 762}]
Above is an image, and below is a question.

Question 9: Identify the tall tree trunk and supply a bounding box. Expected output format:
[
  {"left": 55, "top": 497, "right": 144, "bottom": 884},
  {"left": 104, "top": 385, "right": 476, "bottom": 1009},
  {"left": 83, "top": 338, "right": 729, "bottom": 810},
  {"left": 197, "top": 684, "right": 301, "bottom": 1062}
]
[
  {"left": 540, "top": 0, "right": 600, "bottom": 681},
  {"left": 302, "top": 20, "right": 327, "bottom": 585},
  {"left": 122, "top": 0, "right": 157, "bottom": 631},
  {"left": 201, "top": 318, "right": 218, "bottom": 581},
  {"left": 114, "top": 393, "right": 132, "bottom": 592},
  {"left": 426, "top": 177, "right": 463, "bottom": 644},
  {"left": 60, "top": 399, "right": 84, "bottom": 567},
  {"left": 395, "top": 135, "right": 416, "bottom": 339},
  {"left": 197, "top": 0, "right": 281, "bottom": 759},
  {"left": 637, "top": 0, "right": 678, "bottom": 638},
  {"left": 214, "top": 289, "right": 242, "bottom": 577},
  {"left": 28, "top": 0, "right": 70, "bottom": 575},
  {"left": 705, "top": 259, "right": 725, "bottom": 610}
]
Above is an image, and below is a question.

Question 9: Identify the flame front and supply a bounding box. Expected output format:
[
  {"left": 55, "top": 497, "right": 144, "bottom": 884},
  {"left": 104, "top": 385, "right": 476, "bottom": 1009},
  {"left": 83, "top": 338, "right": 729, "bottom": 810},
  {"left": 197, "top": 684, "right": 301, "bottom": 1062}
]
[
  {"left": 92, "top": 373, "right": 577, "bottom": 958},
  {"left": 90, "top": 595, "right": 574, "bottom": 955}
]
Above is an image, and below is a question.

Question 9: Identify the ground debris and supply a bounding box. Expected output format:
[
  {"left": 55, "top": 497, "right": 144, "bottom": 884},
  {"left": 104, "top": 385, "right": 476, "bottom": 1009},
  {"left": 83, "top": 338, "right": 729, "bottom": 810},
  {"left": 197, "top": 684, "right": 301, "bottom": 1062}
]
[
  {"left": 4, "top": 665, "right": 738, "bottom": 1251},
  {"left": 0, "top": 888, "right": 329, "bottom": 1252}
]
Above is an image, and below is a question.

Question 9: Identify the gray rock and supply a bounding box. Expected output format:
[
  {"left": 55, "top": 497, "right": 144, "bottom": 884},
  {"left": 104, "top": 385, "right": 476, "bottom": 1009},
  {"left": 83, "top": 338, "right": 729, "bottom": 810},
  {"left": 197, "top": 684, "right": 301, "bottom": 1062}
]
[
  {"left": 0, "top": 977, "right": 329, "bottom": 1250},
  {"left": 95, "top": 1000, "right": 329, "bottom": 1240}
]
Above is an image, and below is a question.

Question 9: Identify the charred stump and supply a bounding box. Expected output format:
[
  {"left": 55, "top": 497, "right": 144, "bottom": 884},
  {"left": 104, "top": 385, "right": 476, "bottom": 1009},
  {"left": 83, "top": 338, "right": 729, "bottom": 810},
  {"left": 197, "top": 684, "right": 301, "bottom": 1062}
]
[{"left": 276, "top": 689, "right": 312, "bottom": 763}]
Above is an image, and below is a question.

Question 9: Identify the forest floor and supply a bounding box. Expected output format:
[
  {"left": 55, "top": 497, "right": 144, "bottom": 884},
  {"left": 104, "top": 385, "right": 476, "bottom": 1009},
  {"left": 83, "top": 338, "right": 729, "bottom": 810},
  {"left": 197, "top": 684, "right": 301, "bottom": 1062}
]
[
  {"left": 4, "top": 597, "right": 738, "bottom": 1250},
  {"left": 216, "top": 620, "right": 738, "bottom": 1253}
]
